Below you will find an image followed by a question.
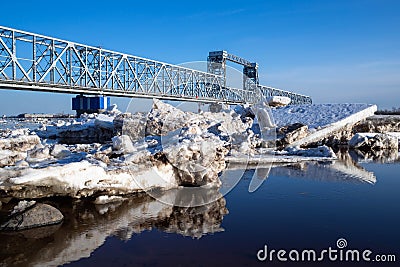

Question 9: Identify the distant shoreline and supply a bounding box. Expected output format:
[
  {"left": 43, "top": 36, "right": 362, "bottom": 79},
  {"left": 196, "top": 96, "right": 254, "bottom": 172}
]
[{"left": 3, "top": 113, "right": 75, "bottom": 119}]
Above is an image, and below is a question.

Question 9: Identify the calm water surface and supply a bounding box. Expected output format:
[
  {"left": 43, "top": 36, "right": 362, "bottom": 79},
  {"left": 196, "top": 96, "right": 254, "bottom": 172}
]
[{"left": 0, "top": 156, "right": 399, "bottom": 266}]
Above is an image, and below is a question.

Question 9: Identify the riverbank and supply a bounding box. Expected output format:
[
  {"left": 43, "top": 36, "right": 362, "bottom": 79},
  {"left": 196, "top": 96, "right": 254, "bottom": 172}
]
[{"left": 2, "top": 99, "right": 398, "bottom": 201}]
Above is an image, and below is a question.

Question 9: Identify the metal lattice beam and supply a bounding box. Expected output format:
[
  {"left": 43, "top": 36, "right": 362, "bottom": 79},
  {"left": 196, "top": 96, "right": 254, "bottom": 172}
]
[
  {"left": 0, "top": 26, "right": 312, "bottom": 105},
  {"left": 207, "top": 50, "right": 312, "bottom": 104},
  {"left": 259, "top": 85, "right": 312, "bottom": 105}
]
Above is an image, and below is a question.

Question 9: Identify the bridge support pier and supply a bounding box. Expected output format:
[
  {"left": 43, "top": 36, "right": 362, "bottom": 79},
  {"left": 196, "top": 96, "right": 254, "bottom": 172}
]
[
  {"left": 72, "top": 95, "right": 110, "bottom": 117},
  {"left": 209, "top": 103, "right": 224, "bottom": 113}
]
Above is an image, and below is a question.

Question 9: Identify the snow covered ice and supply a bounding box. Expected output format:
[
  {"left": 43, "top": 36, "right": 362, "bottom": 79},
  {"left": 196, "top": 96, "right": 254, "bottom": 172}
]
[
  {"left": 0, "top": 99, "right": 385, "bottom": 199},
  {"left": 272, "top": 103, "right": 377, "bottom": 147},
  {"left": 272, "top": 103, "right": 375, "bottom": 129}
]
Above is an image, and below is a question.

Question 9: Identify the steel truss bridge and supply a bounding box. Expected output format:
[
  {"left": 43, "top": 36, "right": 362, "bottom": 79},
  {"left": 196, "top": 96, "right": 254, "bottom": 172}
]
[{"left": 0, "top": 26, "right": 312, "bottom": 105}]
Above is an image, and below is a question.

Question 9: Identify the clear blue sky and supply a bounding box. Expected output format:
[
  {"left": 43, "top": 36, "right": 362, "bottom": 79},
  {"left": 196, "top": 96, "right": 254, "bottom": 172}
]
[{"left": 1, "top": 0, "right": 399, "bottom": 115}]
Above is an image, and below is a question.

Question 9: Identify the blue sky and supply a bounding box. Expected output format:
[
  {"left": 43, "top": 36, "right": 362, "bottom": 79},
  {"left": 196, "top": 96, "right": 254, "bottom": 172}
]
[{"left": 0, "top": 0, "right": 399, "bottom": 115}]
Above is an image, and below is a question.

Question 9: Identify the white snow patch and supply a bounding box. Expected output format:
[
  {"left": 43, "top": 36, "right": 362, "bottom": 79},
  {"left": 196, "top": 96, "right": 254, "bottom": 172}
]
[
  {"left": 112, "top": 135, "right": 136, "bottom": 154},
  {"left": 36, "top": 112, "right": 115, "bottom": 138},
  {"left": 94, "top": 114, "right": 114, "bottom": 130},
  {"left": 50, "top": 144, "right": 72, "bottom": 158},
  {"left": 282, "top": 104, "right": 377, "bottom": 147},
  {"left": 8, "top": 160, "right": 178, "bottom": 197},
  {"left": 272, "top": 103, "right": 375, "bottom": 129},
  {"left": 0, "top": 150, "right": 27, "bottom": 167},
  {"left": 0, "top": 133, "right": 40, "bottom": 151},
  {"left": 94, "top": 195, "right": 125, "bottom": 205},
  {"left": 349, "top": 132, "right": 399, "bottom": 150},
  {"left": 351, "top": 132, "right": 400, "bottom": 139}
]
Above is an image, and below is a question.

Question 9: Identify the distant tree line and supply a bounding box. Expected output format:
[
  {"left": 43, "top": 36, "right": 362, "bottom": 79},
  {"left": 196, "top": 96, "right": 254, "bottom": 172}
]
[{"left": 375, "top": 107, "right": 400, "bottom": 115}]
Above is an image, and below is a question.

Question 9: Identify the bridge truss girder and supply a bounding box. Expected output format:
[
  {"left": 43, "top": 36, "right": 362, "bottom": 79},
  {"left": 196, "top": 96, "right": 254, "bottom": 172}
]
[
  {"left": 0, "top": 26, "right": 312, "bottom": 105},
  {"left": 207, "top": 50, "right": 312, "bottom": 104},
  {"left": 0, "top": 26, "right": 246, "bottom": 104}
]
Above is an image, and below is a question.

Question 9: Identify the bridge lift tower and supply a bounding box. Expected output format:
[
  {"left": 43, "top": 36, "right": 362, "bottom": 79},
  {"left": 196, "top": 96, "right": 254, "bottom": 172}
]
[{"left": 207, "top": 50, "right": 259, "bottom": 91}]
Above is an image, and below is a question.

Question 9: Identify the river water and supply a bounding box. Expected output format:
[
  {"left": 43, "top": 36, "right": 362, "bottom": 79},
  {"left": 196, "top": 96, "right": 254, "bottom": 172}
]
[
  {"left": 0, "top": 156, "right": 399, "bottom": 266},
  {"left": 0, "top": 120, "right": 399, "bottom": 266}
]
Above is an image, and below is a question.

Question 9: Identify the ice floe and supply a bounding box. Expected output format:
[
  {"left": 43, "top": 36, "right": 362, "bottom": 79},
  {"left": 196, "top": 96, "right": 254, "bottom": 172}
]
[{"left": 0, "top": 99, "right": 388, "bottom": 199}]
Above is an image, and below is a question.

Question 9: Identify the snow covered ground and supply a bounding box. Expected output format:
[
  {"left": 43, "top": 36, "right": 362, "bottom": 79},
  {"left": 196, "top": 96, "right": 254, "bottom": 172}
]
[
  {"left": 0, "top": 100, "right": 387, "bottom": 199},
  {"left": 272, "top": 103, "right": 375, "bottom": 129},
  {"left": 272, "top": 103, "right": 377, "bottom": 147}
]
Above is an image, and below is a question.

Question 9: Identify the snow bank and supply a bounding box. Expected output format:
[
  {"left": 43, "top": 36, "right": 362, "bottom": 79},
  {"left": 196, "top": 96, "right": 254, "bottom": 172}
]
[
  {"left": 0, "top": 100, "right": 240, "bottom": 197},
  {"left": 272, "top": 104, "right": 375, "bottom": 129},
  {"left": 36, "top": 113, "right": 115, "bottom": 143},
  {"left": 0, "top": 150, "right": 27, "bottom": 167},
  {"left": 349, "top": 133, "right": 399, "bottom": 162},
  {"left": 273, "top": 104, "right": 377, "bottom": 147},
  {"left": 4, "top": 100, "right": 377, "bottom": 199},
  {"left": 94, "top": 114, "right": 114, "bottom": 130},
  {"left": 354, "top": 115, "right": 400, "bottom": 133},
  {"left": 3, "top": 160, "right": 178, "bottom": 198},
  {"left": 0, "top": 130, "right": 40, "bottom": 151},
  {"left": 349, "top": 132, "right": 398, "bottom": 150},
  {"left": 0, "top": 129, "right": 41, "bottom": 167}
]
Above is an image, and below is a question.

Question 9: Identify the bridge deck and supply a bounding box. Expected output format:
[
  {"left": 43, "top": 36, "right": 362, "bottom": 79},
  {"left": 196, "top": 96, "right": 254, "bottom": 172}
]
[{"left": 0, "top": 26, "right": 311, "bottom": 105}]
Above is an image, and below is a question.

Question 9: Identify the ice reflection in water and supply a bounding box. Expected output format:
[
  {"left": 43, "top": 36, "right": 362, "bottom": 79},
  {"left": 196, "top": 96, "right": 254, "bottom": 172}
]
[
  {"left": 0, "top": 188, "right": 228, "bottom": 267},
  {"left": 1, "top": 150, "right": 397, "bottom": 267},
  {"left": 224, "top": 150, "right": 378, "bottom": 189}
]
